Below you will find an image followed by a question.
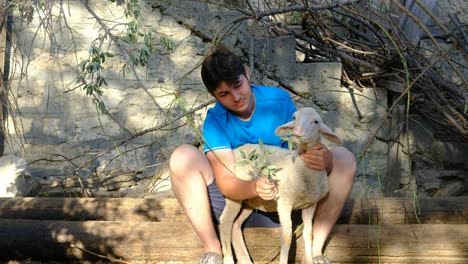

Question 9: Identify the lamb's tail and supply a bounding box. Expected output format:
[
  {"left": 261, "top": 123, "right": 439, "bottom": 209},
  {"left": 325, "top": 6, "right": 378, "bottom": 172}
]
[{"left": 0, "top": 155, "right": 27, "bottom": 197}]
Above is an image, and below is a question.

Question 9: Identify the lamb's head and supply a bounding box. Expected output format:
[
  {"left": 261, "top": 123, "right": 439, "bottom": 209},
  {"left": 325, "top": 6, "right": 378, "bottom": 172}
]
[{"left": 274, "top": 107, "right": 341, "bottom": 151}]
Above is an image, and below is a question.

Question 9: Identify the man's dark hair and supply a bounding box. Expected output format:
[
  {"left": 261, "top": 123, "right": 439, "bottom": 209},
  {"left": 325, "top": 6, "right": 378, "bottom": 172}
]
[{"left": 201, "top": 45, "right": 245, "bottom": 94}]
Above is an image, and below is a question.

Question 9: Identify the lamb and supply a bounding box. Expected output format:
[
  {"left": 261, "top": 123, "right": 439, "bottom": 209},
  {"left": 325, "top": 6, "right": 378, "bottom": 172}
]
[
  {"left": 0, "top": 155, "right": 27, "bottom": 197},
  {"left": 219, "top": 107, "right": 342, "bottom": 264}
]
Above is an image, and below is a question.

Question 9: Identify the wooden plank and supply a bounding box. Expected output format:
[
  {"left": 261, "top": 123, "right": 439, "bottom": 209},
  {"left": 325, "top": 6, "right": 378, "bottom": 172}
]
[
  {"left": 0, "top": 220, "right": 466, "bottom": 263},
  {"left": 399, "top": 0, "right": 437, "bottom": 45},
  {"left": 1, "top": 197, "right": 467, "bottom": 224}
]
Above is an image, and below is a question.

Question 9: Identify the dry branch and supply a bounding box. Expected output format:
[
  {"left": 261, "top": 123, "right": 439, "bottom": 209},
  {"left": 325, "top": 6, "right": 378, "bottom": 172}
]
[{"left": 254, "top": 1, "right": 468, "bottom": 140}]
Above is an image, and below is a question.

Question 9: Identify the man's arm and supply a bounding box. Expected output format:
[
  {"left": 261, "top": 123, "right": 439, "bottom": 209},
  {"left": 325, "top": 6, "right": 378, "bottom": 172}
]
[{"left": 206, "top": 149, "right": 276, "bottom": 201}]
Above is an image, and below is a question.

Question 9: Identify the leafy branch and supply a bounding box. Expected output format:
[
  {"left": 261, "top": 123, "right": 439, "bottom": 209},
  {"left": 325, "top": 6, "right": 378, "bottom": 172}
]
[
  {"left": 280, "top": 134, "right": 307, "bottom": 152},
  {"left": 77, "top": 42, "right": 114, "bottom": 113},
  {"left": 237, "top": 140, "right": 282, "bottom": 182},
  {"left": 69, "top": 0, "right": 181, "bottom": 126}
]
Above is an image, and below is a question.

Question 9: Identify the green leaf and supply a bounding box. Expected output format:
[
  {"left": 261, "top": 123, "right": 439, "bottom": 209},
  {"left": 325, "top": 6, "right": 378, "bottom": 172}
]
[
  {"left": 95, "top": 88, "right": 103, "bottom": 96},
  {"left": 160, "top": 35, "right": 176, "bottom": 52},
  {"left": 248, "top": 150, "right": 257, "bottom": 161},
  {"left": 239, "top": 149, "right": 246, "bottom": 159},
  {"left": 85, "top": 84, "right": 94, "bottom": 95},
  {"left": 97, "top": 100, "right": 107, "bottom": 113},
  {"left": 288, "top": 141, "right": 293, "bottom": 151},
  {"left": 96, "top": 76, "right": 104, "bottom": 87},
  {"left": 78, "top": 60, "right": 87, "bottom": 72},
  {"left": 250, "top": 153, "right": 259, "bottom": 161},
  {"left": 237, "top": 160, "right": 250, "bottom": 167}
]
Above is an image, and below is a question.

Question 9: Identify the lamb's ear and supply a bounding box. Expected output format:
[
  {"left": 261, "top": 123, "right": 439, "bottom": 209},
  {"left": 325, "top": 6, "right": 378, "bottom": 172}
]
[
  {"left": 319, "top": 123, "right": 342, "bottom": 144},
  {"left": 275, "top": 121, "right": 294, "bottom": 136}
]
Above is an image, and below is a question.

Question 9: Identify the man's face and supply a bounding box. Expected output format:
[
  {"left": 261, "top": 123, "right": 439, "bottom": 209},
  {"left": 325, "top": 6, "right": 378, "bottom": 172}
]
[{"left": 212, "top": 73, "right": 255, "bottom": 119}]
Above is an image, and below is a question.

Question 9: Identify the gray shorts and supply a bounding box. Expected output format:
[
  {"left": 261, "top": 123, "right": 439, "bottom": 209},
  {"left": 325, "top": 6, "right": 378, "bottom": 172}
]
[{"left": 208, "top": 180, "right": 301, "bottom": 228}]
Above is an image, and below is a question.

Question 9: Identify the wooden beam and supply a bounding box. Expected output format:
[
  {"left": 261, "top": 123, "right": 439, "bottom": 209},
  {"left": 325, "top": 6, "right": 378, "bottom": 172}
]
[
  {"left": 0, "top": 197, "right": 467, "bottom": 224},
  {"left": 398, "top": 0, "right": 437, "bottom": 45},
  {"left": 0, "top": 220, "right": 466, "bottom": 263}
]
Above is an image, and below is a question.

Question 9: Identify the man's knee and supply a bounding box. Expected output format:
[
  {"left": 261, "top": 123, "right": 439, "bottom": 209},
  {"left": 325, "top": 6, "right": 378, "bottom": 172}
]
[
  {"left": 169, "top": 144, "right": 200, "bottom": 176},
  {"left": 170, "top": 144, "right": 199, "bottom": 161},
  {"left": 170, "top": 144, "right": 214, "bottom": 184},
  {"left": 331, "top": 146, "right": 356, "bottom": 183}
]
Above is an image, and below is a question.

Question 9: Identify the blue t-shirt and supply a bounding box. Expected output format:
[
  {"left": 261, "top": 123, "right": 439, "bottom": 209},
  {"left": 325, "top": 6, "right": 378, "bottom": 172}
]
[{"left": 203, "top": 85, "right": 296, "bottom": 153}]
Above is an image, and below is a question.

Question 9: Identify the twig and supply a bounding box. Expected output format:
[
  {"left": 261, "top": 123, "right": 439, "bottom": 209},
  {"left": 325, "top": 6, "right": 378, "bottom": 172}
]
[
  {"left": 333, "top": 7, "right": 387, "bottom": 47},
  {"left": 246, "top": 1, "right": 359, "bottom": 20},
  {"left": 70, "top": 244, "right": 132, "bottom": 264},
  {"left": 285, "top": 26, "right": 384, "bottom": 71},
  {"left": 357, "top": 44, "right": 458, "bottom": 163},
  {"left": 390, "top": 0, "right": 468, "bottom": 88},
  {"left": 323, "top": 37, "right": 379, "bottom": 55},
  {"left": 448, "top": 13, "right": 468, "bottom": 55},
  {"left": 101, "top": 99, "right": 216, "bottom": 156}
]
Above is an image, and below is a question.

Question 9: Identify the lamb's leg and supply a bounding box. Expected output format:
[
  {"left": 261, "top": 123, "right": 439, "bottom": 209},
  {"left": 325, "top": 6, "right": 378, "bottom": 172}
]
[
  {"left": 277, "top": 202, "right": 293, "bottom": 264},
  {"left": 232, "top": 207, "right": 254, "bottom": 264},
  {"left": 220, "top": 199, "right": 242, "bottom": 264},
  {"left": 302, "top": 205, "right": 316, "bottom": 264}
]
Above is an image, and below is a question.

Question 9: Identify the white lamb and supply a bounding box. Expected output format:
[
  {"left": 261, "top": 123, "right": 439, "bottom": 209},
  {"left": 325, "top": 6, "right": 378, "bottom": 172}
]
[{"left": 219, "top": 107, "right": 342, "bottom": 264}]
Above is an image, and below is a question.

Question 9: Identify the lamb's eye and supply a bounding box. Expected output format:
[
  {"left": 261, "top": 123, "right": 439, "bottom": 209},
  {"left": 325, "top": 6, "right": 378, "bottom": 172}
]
[
  {"left": 293, "top": 116, "right": 296, "bottom": 120},
  {"left": 313, "top": 120, "right": 319, "bottom": 124}
]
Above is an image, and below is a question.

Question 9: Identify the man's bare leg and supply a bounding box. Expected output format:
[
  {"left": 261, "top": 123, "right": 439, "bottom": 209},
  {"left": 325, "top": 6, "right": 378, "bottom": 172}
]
[
  {"left": 169, "top": 144, "right": 221, "bottom": 254},
  {"left": 312, "top": 146, "right": 356, "bottom": 257}
]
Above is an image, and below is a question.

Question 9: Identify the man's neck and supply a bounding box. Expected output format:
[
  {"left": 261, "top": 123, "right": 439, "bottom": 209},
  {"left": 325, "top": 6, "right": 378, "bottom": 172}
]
[{"left": 237, "top": 93, "right": 256, "bottom": 121}]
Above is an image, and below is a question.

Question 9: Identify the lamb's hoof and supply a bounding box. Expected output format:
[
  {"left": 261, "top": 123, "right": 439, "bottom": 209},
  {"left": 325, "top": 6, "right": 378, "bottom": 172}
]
[
  {"left": 312, "top": 255, "right": 331, "bottom": 264},
  {"left": 198, "top": 252, "right": 223, "bottom": 264}
]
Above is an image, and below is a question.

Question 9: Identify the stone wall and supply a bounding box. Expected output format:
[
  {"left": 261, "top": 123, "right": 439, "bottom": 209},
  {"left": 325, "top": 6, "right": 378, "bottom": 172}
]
[
  {"left": 2, "top": 0, "right": 466, "bottom": 198},
  {"left": 5, "top": 0, "right": 210, "bottom": 196}
]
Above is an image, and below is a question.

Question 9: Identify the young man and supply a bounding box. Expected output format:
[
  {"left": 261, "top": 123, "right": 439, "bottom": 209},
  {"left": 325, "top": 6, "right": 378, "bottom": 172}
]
[{"left": 169, "top": 45, "right": 356, "bottom": 264}]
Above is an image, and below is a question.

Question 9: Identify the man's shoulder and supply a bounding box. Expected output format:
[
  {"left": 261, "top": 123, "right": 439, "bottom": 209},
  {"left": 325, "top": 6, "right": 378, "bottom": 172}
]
[
  {"left": 252, "top": 85, "right": 290, "bottom": 100},
  {"left": 206, "top": 102, "right": 226, "bottom": 119}
]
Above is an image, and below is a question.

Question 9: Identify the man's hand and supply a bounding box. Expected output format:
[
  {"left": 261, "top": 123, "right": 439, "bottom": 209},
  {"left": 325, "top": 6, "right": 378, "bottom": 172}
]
[
  {"left": 300, "top": 143, "right": 333, "bottom": 174},
  {"left": 255, "top": 178, "right": 277, "bottom": 200}
]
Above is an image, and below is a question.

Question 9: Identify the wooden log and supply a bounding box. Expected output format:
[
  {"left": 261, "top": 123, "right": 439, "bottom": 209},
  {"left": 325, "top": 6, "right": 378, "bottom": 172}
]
[
  {"left": 0, "top": 197, "right": 186, "bottom": 222},
  {"left": 0, "top": 220, "right": 466, "bottom": 263},
  {"left": 1, "top": 197, "right": 467, "bottom": 224},
  {"left": 340, "top": 196, "right": 468, "bottom": 224}
]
